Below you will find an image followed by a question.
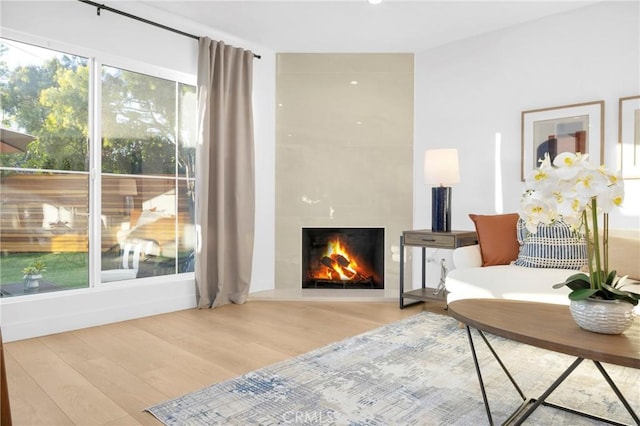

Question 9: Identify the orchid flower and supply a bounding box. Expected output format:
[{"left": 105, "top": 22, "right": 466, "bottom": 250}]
[{"left": 520, "top": 150, "right": 632, "bottom": 304}]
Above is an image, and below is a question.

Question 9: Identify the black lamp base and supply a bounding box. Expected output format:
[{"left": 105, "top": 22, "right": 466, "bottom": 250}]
[{"left": 431, "top": 186, "right": 452, "bottom": 232}]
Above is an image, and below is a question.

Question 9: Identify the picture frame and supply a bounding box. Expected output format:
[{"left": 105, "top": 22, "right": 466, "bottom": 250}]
[
  {"left": 618, "top": 95, "right": 640, "bottom": 179},
  {"left": 521, "top": 100, "right": 604, "bottom": 181}
]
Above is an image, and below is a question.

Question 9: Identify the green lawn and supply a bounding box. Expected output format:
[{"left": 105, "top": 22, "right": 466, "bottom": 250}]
[
  {"left": 1, "top": 250, "right": 192, "bottom": 294},
  {"left": 0, "top": 252, "right": 89, "bottom": 289}
]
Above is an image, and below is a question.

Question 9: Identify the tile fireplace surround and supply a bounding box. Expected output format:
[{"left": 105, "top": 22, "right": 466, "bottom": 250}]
[{"left": 274, "top": 53, "right": 414, "bottom": 299}]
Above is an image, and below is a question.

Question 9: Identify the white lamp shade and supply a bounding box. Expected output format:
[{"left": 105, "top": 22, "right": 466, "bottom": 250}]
[
  {"left": 424, "top": 148, "right": 460, "bottom": 186},
  {"left": 119, "top": 178, "right": 138, "bottom": 195}
]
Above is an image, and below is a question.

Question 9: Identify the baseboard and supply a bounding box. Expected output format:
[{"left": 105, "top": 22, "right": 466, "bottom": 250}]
[
  {"left": 249, "top": 288, "right": 397, "bottom": 302},
  {"left": 0, "top": 275, "right": 197, "bottom": 342}
]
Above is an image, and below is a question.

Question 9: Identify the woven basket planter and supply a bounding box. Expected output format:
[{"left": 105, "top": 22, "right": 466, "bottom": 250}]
[{"left": 569, "top": 299, "right": 635, "bottom": 335}]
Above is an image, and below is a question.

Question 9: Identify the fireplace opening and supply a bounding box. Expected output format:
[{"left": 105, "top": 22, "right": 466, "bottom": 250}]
[{"left": 301, "top": 227, "right": 384, "bottom": 289}]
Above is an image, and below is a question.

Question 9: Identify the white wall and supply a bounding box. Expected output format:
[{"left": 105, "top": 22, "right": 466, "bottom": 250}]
[
  {"left": 0, "top": 1, "right": 276, "bottom": 341},
  {"left": 413, "top": 1, "right": 640, "bottom": 286}
]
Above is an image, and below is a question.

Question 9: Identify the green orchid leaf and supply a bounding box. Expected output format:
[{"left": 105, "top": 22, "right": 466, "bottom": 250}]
[
  {"left": 618, "top": 289, "right": 640, "bottom": 301},
  {"left": 568, "top": 288, "right": 599, "bottom": 300},
  {"left": 553, "top": 273, "right": 590, "bottom": 290},
  {"left": 606, "top": 270, "right": 617, "bottom": 285},
  {"left": 566, "top": 282, "right": 591, "bottom": 291},
  {"left": 602, "top": 282, "right": 628, "bottom": 296},
  {"left": 615, "top": 293, "right": 640, "bottom": 306},
  {"left": 565, "top": 273, "right": 590, "bottom": 283},
  {"left": 564, "top": 279, "right": 591, "bottom": 291}
]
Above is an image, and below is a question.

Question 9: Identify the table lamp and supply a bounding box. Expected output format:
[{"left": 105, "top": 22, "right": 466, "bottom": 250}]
[
  {"left": 424, "top": 149, "right": 460, "bottom": 232},
  {"left": 119, "top": 178, "right": 138, "bottom": 216}
]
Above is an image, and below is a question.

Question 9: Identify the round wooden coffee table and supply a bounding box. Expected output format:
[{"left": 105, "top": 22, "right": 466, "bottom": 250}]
[{"left": 448, "top": 298, "right": 639, "bottom": 425}]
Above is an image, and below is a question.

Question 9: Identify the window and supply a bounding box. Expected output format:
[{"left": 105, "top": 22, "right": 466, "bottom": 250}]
[
  {"left": 0, "top": 38, "right": 195, "bottom": 296},
  {"left": 100, "top": 66, "right": 196, "bottom": 282}
]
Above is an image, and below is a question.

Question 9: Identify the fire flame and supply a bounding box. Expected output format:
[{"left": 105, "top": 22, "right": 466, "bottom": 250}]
[
  {"left": 304, "top": 237, "right": 373, "bottom": 282},
  {"left": 326, "top": 239, "right": 359, "bottom": 280}
]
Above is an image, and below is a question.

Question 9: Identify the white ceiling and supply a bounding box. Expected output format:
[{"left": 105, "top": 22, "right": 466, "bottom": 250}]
[{"left": 140, "top": 0, "right": 598, "bottom": 53}]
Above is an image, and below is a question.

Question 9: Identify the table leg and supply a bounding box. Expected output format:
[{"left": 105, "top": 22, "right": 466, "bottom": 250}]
[
  {"left": 513, "top": 358, "right": 583, "bottom": 425},
  {"left": 465, "top": 325, "right": 495, "bottom": 425},
  {"left": 399, "top": 235, "right": 405, "bottom": 309},
  {"left": 593, "top": 361, "right": 640, "bottom": 425},
  {"left": 466, "top": 327, "right": 530, "bottom": 425},
  {"left": 399, "top": 236, "right": 424, "bottom": 309},
  {"left": 421, "top": 247, "right": 426, "bottom": 289},
  {"left": 463, "top": 325, "right": 638, "bottom": 426}
]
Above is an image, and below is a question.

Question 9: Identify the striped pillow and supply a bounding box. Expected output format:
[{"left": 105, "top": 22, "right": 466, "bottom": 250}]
[{"left": 515, "top": 219, "right": 587, "bottom": 269}]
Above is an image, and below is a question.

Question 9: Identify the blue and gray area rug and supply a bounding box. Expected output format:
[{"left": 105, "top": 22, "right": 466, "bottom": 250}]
[{"left": 146, "top": 312, "right": 638, "bottom": 425}]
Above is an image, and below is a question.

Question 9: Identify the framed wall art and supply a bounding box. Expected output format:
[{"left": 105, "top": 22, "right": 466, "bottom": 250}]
[
  {"left": 618, "top": 95, "right": 640, "bottom": 179},
  {"left": 521, "top": 100, "right": 604, "bottom": 181}
]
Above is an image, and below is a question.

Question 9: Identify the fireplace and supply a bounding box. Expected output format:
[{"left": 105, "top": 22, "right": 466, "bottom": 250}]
[{"left": 301, "top": 227, "right": 384, "bottom": 289}]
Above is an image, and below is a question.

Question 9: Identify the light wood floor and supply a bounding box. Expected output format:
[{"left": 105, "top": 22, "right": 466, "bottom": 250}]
[{"left": 3, "top": 300, "right": 445, "bottom": 425}]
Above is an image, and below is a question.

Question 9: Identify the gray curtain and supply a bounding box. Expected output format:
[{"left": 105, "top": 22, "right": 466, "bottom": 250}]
[{"left": 195, "top": 37, "right": 255, "bottom": 308}]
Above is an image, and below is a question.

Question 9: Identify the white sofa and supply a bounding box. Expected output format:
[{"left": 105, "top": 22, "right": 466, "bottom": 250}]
[
  {"left": 445, "top": 228, "right": 640, "bottom": 311},
  {"left": 446, "top": 244, "right": 574, "bottom": 305}
]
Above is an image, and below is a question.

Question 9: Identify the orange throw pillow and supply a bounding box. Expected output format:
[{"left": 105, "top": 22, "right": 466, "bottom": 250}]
[
  {"left": 469, "top": 213, "right": 520, "bottom": 266},
  {"left": 129, "top": 209, "right": 142, "bottom": 227}
]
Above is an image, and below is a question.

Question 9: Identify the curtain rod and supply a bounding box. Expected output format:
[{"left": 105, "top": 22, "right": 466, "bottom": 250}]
[{"left": 77, "top": 0, "right": 261, "bottom": 59}]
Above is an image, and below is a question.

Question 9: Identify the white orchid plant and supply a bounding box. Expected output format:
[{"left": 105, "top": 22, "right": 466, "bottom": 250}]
[{"left": 520, "top": 152, "right": 639, "bottom": 306}]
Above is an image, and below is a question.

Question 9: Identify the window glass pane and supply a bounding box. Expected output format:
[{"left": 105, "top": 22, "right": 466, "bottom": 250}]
[
  {"left": 101, "top": 66, "right": 177, "bottom": 176},
  {"left": 178, "top": 83, "right": 196, "bottom": 179},
  {"left": 100, "top": 175, "right": 195, "bottom": 281},
  {"left": 1, "top": 39, "right": 89, "bottom": 297},
  {"left": 0, "top": 40, "right": 89, "bottom": 171},
  {"left": 177, "top": 178, "right": 195, "bottom": 273},
  {"left": 0, "top": 171, "right": 90, "bottom": 295},
  {"left": 177, "top": 84, "right": 196, "bottom": 274}
]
